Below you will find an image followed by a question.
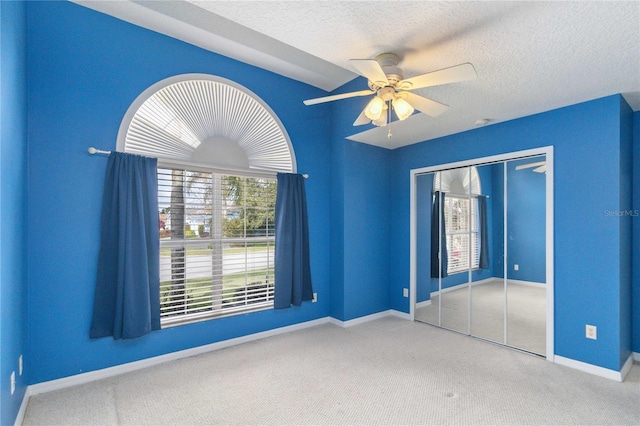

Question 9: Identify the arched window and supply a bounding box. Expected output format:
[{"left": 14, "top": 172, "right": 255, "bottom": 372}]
[
  {"left": 118, "top": 74, "right": 295, "bottom": 326},
  {"left": 118, "top": 74, "right": 295, "bottom": 173},
  {"left": 434, "top": 167, "right": 482, "bottom": 274}
]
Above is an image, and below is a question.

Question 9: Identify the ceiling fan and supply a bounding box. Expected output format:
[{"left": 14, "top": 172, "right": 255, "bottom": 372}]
[{"left": 303, "top": 53, "right": 477, "bottom": 127}]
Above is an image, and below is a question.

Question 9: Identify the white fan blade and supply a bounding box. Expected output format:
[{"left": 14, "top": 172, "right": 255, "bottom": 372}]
[
  {"left": 303, "top": 89, "right": 375, "bottom": 106},
  {"left": 353, "top": 108, "right": 371, "bottom": 126},
  {"left": 403, "top": 92, "right": 449, "bottom": 117},
  {"left": 399, "top": 63, "right": 477, "bottom": 90},
  {"left": 534, "top": 165, "right": 547, "bottom": 173},
  {"left": 515, "top": 161, "right": 546, "bottom": 170},
  {"left": 350, "top": 59, "right": 389, "bottom": 86}
]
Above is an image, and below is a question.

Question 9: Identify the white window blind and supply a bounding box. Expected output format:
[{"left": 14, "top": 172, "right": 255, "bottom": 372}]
[
  {"left": 158, "top": 168, "right": 277, "bottom": 326},
  {"left": 434, "top": 167, "right": 482, "bottom": 276},
  {"left": 444, "top": 195, "right": 480, "bottom": 274}
]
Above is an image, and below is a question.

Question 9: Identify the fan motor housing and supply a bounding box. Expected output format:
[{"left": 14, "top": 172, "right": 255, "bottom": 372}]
[
  {"left": 369, "top": 68, "right": 404, "bottom": 90},
  {"left": 370, "top": 53, "right": 404, "bottom": 89},
  {"left": 377, "top": 86, "right": 396, "bottom": 101}
]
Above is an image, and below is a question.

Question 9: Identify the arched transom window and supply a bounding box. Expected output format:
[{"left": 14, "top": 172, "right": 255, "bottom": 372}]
[{"left": 118, "top": 74, "right": 295, "bottom": 173}]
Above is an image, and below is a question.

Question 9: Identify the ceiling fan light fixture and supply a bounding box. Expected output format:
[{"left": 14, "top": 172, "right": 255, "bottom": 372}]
[
  {"left": 393, "top": 97, "right": 414, "bottom": 121},
  {"left": 372, "top": 104, "right": 388, "bottom": 127},
  {"left": 365, "top": 96, "right": 385, "bottom": 120}
]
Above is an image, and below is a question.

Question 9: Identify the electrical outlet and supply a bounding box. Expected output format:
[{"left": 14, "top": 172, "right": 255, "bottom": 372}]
[
  {"left": 10, "top": 371, "right": 15, "bottom": 395},
  {"left": 403, "top": 288, "right": 409, "bottom": 298},
  {"left": 514, "top": 264, "right": 519, "bottom": 271},
  {"left": 19, "top": 355, "right": 23, "bottom": 376},
  {"left": 312, "top": 293, "right": 317, "bottom": 303},
  {"left": 586, "top": 324, "right": 597, "bottom": 340}
]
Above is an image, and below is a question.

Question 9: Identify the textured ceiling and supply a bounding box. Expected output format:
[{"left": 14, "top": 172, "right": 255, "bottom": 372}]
[{"left": 75, "top": 1, "right": 640, "bottom": 149}]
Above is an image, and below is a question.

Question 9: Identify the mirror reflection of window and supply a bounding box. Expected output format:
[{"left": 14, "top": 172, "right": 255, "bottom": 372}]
[{"left": 434, "top": 167, "right": 481, "bottom": 275}]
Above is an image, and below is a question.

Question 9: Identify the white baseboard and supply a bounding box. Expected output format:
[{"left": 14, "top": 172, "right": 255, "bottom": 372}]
[
  {"left": 621, "top": 354, "right": 634, "bottom": 380},
  {"left": 432, "top": 277, "right": 496, "bottom": 296},
  {"left": 328, "top": 309, "right": 409, "bottom": 328},
  {"left": 389, "top": 309, "right": 411, "bottom": 320},
  {"left": 18, "top": 309, "right": 634, "bottom": 422},
  {"left": 14, "top": 388, "right": 30, "bottom": 426},
  {"left": 28, "top": 317, "right": 330, "bottom": 396},
  {"left": 507, "top": 279, "right": 546, "bottom": 288},
  {"left": 27, "top": 310, "right": 412, "bottom": 397},
  {"left": 553, "top": 354, "right": 633, "bottom": 382},
  {"left": 416, "top": 300, "right": 432, "bottom": 308},
  {"left": 433, "top": 277, "right": 546, "bottom": 296}
]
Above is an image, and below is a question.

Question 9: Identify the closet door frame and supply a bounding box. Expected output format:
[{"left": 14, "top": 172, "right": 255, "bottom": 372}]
[{"left": 410, "top": 146, "right": 554, "bottom": 360}]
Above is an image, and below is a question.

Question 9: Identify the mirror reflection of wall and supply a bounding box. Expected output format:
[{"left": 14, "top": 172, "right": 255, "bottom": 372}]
[
  {"left": 506, "top": 156, "right": 546, "bottom": 354},
  {"left": 414, "top": 155, "right": 547, "bottom": 356},
  {"left": 470, "top": 162, "right": 504, "bottom": 345}
]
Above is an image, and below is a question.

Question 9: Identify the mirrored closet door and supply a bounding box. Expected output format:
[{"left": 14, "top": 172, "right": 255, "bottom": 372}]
[
  {"left": 469, "top": 162, "right": 504, "bottom": 345},
  {"left": 413, "top": 153, "right": 548, "bottom": 356},
  {"left": 504, "top": 156, "right": 547, "bottom": 354}
]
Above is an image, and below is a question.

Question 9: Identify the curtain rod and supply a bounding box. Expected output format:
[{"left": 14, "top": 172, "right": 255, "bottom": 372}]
[
  {"left": 87, "top": 147, "right": 309, "bottom": 178},
  {"left": 87, "top": 147, "right": 111, "bottom": 155}
]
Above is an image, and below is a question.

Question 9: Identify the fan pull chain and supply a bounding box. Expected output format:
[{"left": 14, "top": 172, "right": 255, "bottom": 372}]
[{"left": 387, "top": 100, "right": 393, "bottom": 139}]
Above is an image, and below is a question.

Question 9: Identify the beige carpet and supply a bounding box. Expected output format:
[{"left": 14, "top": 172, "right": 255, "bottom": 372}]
[
  {"left": 415, "top": 279, "right": 546, "bottom": 355},
  {"left": 23, "top": 317, "right": 638, "bottom": 425}
]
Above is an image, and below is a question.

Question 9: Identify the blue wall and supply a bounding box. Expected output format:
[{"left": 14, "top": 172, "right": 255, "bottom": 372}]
[
  {"left": 506, "top": 158, "right": 546, "bottom": 283},
  {"left": 343, "top": 141, "right": 391, "bottom": 319},
  {"left": 26, "top": 1, "right": 332, "bottom": 385},
  {"left": 474, "top": 159, "right": 546, "bottom": 285},
  {"left": 633, "top": 110, "right": 640, "bottom": 355},
  {"left": 329, "top": 78, "right": 391, "bottom": 321},
  {"left": 0, "top": 1, "right": 29, "bottom": 424},
  {"left": 390, "top": 95, "right": 633, "bottom": 371}
]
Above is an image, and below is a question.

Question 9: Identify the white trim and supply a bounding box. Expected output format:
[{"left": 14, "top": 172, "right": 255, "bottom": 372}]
[
  {"left": 423, "top": 277, "right": 505, "bottom": 301},
  {"left": 545, "top": 147, "right": 554, "bottom": 360},
  {"left": 438, "top": 282, "right": 468, "bottom": 295},
  {"left": 633, "top": 352, "right": 640, "bottom": 362},
  {"left": 28, "top": 317, "right": 329, "bottom": 396},
  {"left": 26, "top": 311, "right": 413, "bottom": 397},
  {"left": 409, "top": 169, "right": 417, "bottom": 321},
  {"left": 553, "top": 354, "right": 633, "bottom": 382},
  {"left": 621, "top": 355, "right": 634, "bottom": 380},
  {"left": 328, "top": 310, "right": 409, "bottom": 328},
  {"left": 416, "top": 300, "right": 432, "bottom": 308},
  {"left": 410, "top": 148, "right": 551, "bottom": 176},
  {"left": 419, "top": 278, "right": 544, "bottom": 306},
  {"left": 503, "top": 162, "right": 508, "bottom": 345},
  {"left": 18, "top": 307, "right": 631, "bottom": 419},
  {"left": 436, "top": 277, "right": 497, "bottom": 295},
  {"left": 409, "top": 146, "right": 554, "bottom": 361},
  {"left": 14, "top": 389, "right": 30, "bottom": 426},
  {"left": 389, "top": 309, "right": 412, "bottom": 321},
  {"left": 507, "top": 279, "right": 546, "bottom": 288}
]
